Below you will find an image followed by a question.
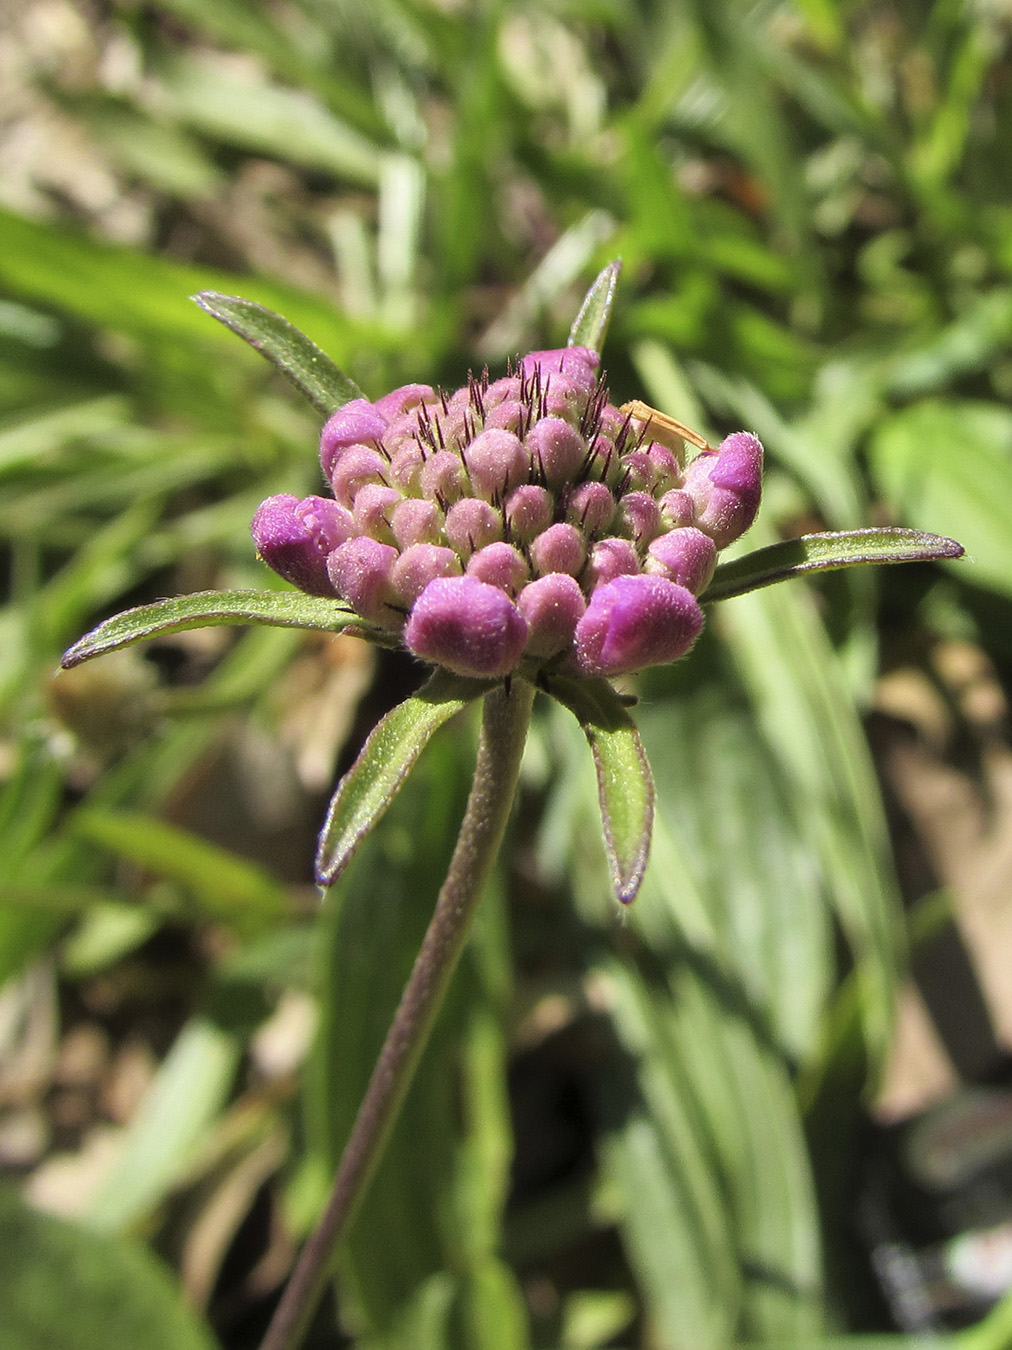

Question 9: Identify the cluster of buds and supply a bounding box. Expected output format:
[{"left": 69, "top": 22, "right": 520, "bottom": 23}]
[{"left": 251, "top": 347, "right": 763, "bottom": 680}]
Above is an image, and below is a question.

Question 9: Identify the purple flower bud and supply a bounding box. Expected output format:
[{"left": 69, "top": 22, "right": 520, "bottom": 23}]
[
  {"left": 391, "top": 497, "right": 442, "bottom": 548},
  {"left": 617, "top": 491, "right": 662, "bottom": 546},
  {"left": 372, "top": 383, "right": 435, "bottom": 420},
  {"left": 353, "top": 484, "right": 402, "bottom": 541},
  {"left": 463, "top": 429, "right": 527, "bottom": 498},
  {"left": 484, "top": 377, "right": 522, "bottom": 409},
  {"left": 543, "top": 374, "right": 589, "bottom": 419},
  {"left": 519, "top": 346, "right": 599, "bottom": 394},
  {"left": 331, "top": 446, "right": 389, "bottom": 507},
  {"left": 444, "top": 497, "right": 504, "bottom": 556},
  {"left": 516, "top": 574, "right": 586, "bottom": 657},
  {"left": 320, "top": 399, "right": 387, "bottom": 478},
  {"left": 574, "top": 574, "right": 704, "bottom": 677},
  {"left": 566, "top": 481, "right": 616, "bottom": 535},
  {"left": 526, "top": 417, "right": 586, "bottom": 487},
  {"left": 681, "top": 432, "right": 763, "bottom": 548},
  {"left": 585, "top": 537, "right": 640, "bottom": 589},
  {"left": 658, "top": 489, "right": 696, "bottom": 530},
  {"left": 251, "top": 494, "right": 337, "bottom": 597},
  {"left": 645, "top": 527, "right": 717, "bottom": 595},
  {"left": 483, "top": 400, "right": 527, "bottom": 435},
  {"left": 420, "top": 449, "right": 466, "bottom": 504},
  {"left": 391, "top": 543, "right": 462, "bottom": 606},
  {"left": 294, "top": 495, "right": 355, "bottom": 550},
  {"left": 529, "top": 522, "right": 586, "bottom": 576},
  {"left": 326, "top": 537, "right": 399, "bottom": 625},
  {"left": 404, "top": 576, "right": 528, "bottom": 678},
  {"left": 645, "top": 442, "right": 682, "bottom": 488},
  {"left": 466, "top": 542, "right": 529, "bottom": 593},
  {"left": 505, "top": 485, "right": 553, "bottom": 542},
  {"left": 389, "top": 442, "right": 426, "bottom": 492}
]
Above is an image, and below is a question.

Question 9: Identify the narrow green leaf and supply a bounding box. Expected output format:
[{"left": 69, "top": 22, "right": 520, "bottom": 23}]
[
  {"left": 194, "top": 291, "right": 364, "bottom": 414},
  {"left": 568, "top": 260, "right": 622, "bottom": 355},
  {"left": 0, "top": 1185, "right": 218, "bottom": 1350},
  {"left": 68, "top": 809, "right": 289, "bottom": 933},
  {"left": 547, "top": 675, "right": 654, "bottom": 905},
  {"left": 61, "top": 589, "right": 357, "bottom": 668},
  {"left": 703, "top": 528, "right": 964, "bottom": 604},
  {"left": 87, "top": 1018, "right": 240, "bottom": 1232},
  {"left": 315, "top": 669, "right": 496, "bottom": 886}
]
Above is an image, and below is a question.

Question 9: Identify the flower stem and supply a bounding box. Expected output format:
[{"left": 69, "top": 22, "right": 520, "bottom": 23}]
[{"left": 258, "top": 677, "right": 536, "bottom": 1350}]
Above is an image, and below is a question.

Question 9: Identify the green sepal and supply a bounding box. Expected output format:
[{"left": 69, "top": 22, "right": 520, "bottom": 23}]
[
  {"left": 194, "top": 291, "right": 365, "bottom": 414},
  {"left": 546, "top": 673, "right": 654, "bottom": 905},
  {"left": 568, "top": 260, "right": 622, "bottom": 356},
  {"left": 702, "top": 527, "right": 964, "bottom": 605},
  {"left": 61, "top": 589, "right": 358, "bottom": 668},
  {"left": 316, "top": 669, "right": 498, "bottom": 887}
]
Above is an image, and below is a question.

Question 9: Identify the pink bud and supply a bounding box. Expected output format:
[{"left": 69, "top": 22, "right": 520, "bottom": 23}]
[
  {"left": 420, "top": 449, "right": 466, "bottom": 505},
  {"left": 466, "top": 542, "right": 529, "bottom": 593},
  {"left": 529, "top": 522, "right": 586, "bottom": 577},
  {"left": 505, "top": 485, "right": 553, "bottom": 542},
  {"left": 251, "top": 494, "right": 337, "bottom": 596},
  {"left": 320, "top": 399, "right": 387, "bottom": 478},
  {"left": 483, "top": 377, "right": 522, "bottom": 409},
  {"left": 519, "top": 346, "right": 600, "bottom": 394},
  {"left": 681, "top": 432, "right": 763, "bottom": 548},
  {"left": 463, "top": 429, "right": 527, "bottom": 498},
  {"left": 516, "top": 574, "right": 586, "bottom": 658},
  {"left": 617, "top": 491, "right": 662, "bottom": 546},
  {"left": 326, "top": 537, "right": 399, "bottom": 625},
  {"left": 444, "top": 497, "right": 503, "bottom": 556},
  {"left": 483, "top": 400, "right": 527, "bottom": 435},
  {"left": 645, "top": 527, "right": 717, "bottom": 595},
  {"left": 574, "top": 574, "right": 704, "bottom": 677},
  {"left": 391, "top": 544, "right": 462, "bottom": 606},
  {"left": 526, "top": 417, "right": 586, "bottom": 487},
  {"left": 353, "top": 484, "right": 402, "bottom": 541},
  {"left": 372, "top": 383, "right": 435, "bottom": 420},
  {"left": 294, "top": 496, "right": 355, "bottom": 551},
  {"left": 659, "top": 489, "right": 696, "bottom": 530},
  {"left": 389, "top": 441, "right": 426, "bottom": 492},
  {"left": 585, "top": 537, "right": 640, "bottom": 589},
  {"left": 566, "top": 482, "right": 616, "bottom": 535},
  {"left": 405, "top": 576, "right": 528, "bottom": 677},
  {"left": 331, "top": 446, "right": 389, "bottom": 508},
  {"left": 391, "top": 497, "right": 442, "bottom": 549}
]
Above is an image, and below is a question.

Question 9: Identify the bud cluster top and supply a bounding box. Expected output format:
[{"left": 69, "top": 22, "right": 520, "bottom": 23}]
[{"left": 252, "top": 347, "right": 763, "bottom": 679}]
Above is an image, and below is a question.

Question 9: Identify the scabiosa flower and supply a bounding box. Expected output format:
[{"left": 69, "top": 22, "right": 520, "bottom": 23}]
[{"left": 251, "top": 348, "right": 764, "bottom": 680}]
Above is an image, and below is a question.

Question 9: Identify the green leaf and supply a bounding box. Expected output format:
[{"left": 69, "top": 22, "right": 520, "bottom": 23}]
[
  {"left": 193, "top": 291, "right": 365, "bottom": 415},
  {"left": 315, "top": 669, "right": 495, "bottom": 885},
  {"left": 61, "top": 589, "right": 358, "bottom": 668},
  {"left": 87, "top": 1018, "right": 241, "bottom": 1232},
  {"left": 0, "top": 1185, "right": 218, "bottom": 1350},
  {"left": 867, "top": 399, "right": 1012, "bottom": 599},
  {"left": 703, "top": 528, "right": 965, "bottom": 603},
  {"left": 68, "top": 809, "right": 289, "bottom": 935},
  {"left": 568, "top": 260, "right": 622, "bottom": 355},
  {"left": 546, "top": 675, "right": 654, "bottom": 905}
]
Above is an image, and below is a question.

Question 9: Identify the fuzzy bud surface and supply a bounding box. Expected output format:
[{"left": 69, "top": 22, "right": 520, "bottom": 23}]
[{"left": 251, "top": 353, "right": 764, "bottom": 680}]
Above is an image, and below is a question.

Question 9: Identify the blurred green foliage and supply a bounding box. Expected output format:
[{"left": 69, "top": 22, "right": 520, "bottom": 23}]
[{"left": 2, "top": 0, "right": 1010, "bottom": 1347}]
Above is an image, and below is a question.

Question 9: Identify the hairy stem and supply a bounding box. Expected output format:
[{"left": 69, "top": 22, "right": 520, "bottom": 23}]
[{"left": 259, "top": 677, "right": 536, "bottom": 1350}]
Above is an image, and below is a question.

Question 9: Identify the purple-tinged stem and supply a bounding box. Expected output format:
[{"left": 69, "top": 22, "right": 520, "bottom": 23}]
[{"left": 258, "top": 677, "right": 536, "bottom": 1350}]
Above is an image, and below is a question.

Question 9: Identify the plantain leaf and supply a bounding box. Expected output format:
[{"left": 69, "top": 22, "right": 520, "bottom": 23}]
[
  {"left": 546, "top": 674, "right": 654, "bottom": 905},
  {"left": 315, "top": 669, "right": 496, "bottom": 886},
  {"left": 61, "top": 589, "right": 358, "bottom": 668},
  {"left": 568, "top": 260, "right": 623, "bottom": 355},
  {"left": 193, "top": 291, "right": 365, "bottom": 414},
  {"left": 702, "top": 528, "right": 964, "bottom": 604}
]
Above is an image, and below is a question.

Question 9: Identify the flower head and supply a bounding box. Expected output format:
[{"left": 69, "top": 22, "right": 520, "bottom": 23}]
[{"left": 252, "top": 351, "right": 763, "bottom": 680}]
